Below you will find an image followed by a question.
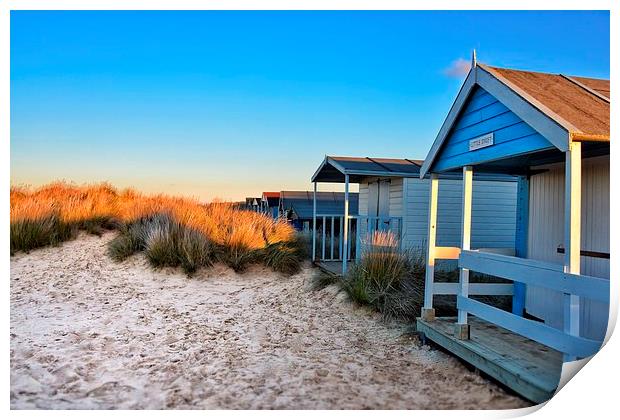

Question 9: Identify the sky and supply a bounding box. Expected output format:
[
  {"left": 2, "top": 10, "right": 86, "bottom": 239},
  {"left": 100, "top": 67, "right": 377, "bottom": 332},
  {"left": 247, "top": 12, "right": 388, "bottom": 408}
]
[{"left": 10, "top": 10, "right": 610, "bottom": 202}]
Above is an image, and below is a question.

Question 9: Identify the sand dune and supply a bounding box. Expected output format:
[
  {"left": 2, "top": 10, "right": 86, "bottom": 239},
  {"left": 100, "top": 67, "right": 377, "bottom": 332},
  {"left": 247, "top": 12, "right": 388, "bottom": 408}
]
[{"left": 10, "top": 233, "right": 529, "bottom": 409}]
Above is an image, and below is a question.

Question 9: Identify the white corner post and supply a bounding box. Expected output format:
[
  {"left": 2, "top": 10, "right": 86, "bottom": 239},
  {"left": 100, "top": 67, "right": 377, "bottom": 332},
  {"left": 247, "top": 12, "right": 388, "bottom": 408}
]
[
  {"left": 564, "top": 141, "right": 581, "bottom": 361},
  {"left": 342, "top": 174, "right": 350, "bottom": 274},
  {"left": 456, "top": 165, "right": 473, "bottom": 340},
  {"left": 421, "top": 173, "right": 439, "bottom": 322},
  {"left": 312, "top": 182, "right": 317, "bottom": 262}
]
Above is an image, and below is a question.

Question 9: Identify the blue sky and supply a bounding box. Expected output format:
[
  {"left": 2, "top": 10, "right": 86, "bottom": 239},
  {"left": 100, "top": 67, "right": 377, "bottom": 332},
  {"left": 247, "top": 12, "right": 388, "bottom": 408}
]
[{"left": 11, "top": 10, "right": 610, "bottom": 201}]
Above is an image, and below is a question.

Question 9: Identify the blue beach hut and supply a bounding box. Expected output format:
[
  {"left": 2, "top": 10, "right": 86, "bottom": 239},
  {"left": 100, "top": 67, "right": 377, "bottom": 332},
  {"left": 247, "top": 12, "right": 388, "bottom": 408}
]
[{"left": 417, "top": 53, "right": 610, "bottom": 403}]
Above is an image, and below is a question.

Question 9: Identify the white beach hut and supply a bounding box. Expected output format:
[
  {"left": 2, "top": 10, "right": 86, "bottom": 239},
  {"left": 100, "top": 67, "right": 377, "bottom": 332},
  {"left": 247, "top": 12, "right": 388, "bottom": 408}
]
[{"left": 310, "top": 156, "right": 518, "bottom": 274}]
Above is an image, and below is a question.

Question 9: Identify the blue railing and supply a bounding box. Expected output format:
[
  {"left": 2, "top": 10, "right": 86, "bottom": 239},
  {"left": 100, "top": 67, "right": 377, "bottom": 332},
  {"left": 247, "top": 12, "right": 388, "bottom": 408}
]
[{"left": 458, "top": 250, "right": 609, "bottom": 358}]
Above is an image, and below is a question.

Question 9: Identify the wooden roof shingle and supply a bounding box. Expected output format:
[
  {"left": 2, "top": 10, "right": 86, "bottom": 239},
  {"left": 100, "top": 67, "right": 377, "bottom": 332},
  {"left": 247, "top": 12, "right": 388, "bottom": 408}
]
[{"left": 483, "top": 65, "right": 610, "bottom": 139}]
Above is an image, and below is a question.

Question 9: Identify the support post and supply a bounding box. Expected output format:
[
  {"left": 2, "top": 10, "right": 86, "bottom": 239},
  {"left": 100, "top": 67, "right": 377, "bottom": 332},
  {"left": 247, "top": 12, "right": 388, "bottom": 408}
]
[
  {"left": 564, "top": 141, "right": 581, "bottom": 361},
  {"left": 421, "top": 173, "right": 439, "bottom": 322},
  {"left": 355, "top": 217, "right": 361, "bottom": 261},
  {"left": 347, "top": 218, "right": 352, "bottom": 261},
  {"left": 456, "top": 166, "right": 473, "bottom": 340},
  {"left": 330, "top": 216, "right": 335, "bottom": 260},
  {"left": 339, "top": 217, "right": 343, "bottom": 260},
  {"left": 513, "top": 175, "right": 529, "bottom": 316},
  {"left": 343, "top": 174, "right": 350, "bottom": 274},
  {"left": 312, "top": 182, "right": 317, "bottom": 262},
  {"left": 322, "top": 216, "right": 326, "bottom": 260}
]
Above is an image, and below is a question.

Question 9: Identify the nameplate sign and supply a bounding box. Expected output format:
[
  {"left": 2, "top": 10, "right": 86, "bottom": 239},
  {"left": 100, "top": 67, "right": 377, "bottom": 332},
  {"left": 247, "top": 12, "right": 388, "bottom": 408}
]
[{"left": 469, "top": 133, "right": 494, "bottom": 151}]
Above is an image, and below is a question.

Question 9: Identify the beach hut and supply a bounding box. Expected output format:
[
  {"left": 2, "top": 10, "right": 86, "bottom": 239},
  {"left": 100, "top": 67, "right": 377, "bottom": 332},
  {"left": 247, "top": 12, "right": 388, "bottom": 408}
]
[
  {"left": 416, "top": 54, "right": 610, "bottom": 403},
  {"left": 261, "top": 192, "right": 281, "bottom": 219},
  {"left": 244, "top": 197, "right": 262, "bottom": 212},
  {"left": 311, "top": 156, "right": 518, "bottom": 274},
  {"left": 279, "top": 190, "right": 359, "bottom": 233}
]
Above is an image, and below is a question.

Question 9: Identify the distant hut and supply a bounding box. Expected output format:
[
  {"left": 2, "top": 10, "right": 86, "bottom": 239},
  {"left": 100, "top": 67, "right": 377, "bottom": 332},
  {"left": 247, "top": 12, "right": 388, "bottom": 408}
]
[
  {"left": 244, "top": 197, "right": 261, "bottom": 212},
  {"left": 416, "top": 55, "right": 609, "bottom": 403},
  {"left": 260, "top": 192, "right": 281, "bottom": 219},
  {"left": 279, "top": 191, "right": 359, "bottom": 234}
]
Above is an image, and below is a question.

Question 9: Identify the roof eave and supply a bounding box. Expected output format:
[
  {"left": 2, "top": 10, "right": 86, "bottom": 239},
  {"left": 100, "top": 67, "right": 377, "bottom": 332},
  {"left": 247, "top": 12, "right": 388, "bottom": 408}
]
[
  {"left": 570, "top": 133, "right": 610, "bottom": 142},
  {"left": 310, "top": 155, "right": 330, "bottom": 183},
  {"left": 420, "top": 65, "right": 478, "bottom": 178},
  {"left": 311, "top": 155, "right": 348, "bottom": 182},
  {"left": 344, "top": 169, "right": 421, "bottom": 179}
]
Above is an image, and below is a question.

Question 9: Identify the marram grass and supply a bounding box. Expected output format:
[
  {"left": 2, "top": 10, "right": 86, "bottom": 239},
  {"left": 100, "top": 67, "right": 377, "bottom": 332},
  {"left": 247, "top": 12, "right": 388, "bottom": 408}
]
[
  {"left": 341, "top": 231, "right": 425, "bottom": 320},
  {"left": 10, "top": 182, "right": 303, "bottom": 276}
]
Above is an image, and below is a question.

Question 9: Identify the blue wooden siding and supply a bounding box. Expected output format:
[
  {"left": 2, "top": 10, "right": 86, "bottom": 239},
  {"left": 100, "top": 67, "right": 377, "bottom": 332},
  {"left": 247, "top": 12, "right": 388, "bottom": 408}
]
[
  {"left": 402, "top": 178, "right": 517, "bottom": 253},
  {"left": 432, "top": 87, "right": 555, "bottom": 173}
]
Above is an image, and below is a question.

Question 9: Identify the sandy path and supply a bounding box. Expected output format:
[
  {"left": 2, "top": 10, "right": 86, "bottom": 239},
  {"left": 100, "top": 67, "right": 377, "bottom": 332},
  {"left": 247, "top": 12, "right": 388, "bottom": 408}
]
[{"left": 10, "top": 233, "right": 529, "bottom": 409}]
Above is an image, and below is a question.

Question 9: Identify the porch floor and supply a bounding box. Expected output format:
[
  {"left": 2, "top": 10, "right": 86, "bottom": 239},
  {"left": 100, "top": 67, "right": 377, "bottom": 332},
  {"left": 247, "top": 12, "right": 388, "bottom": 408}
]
[
  {"left": 416, "top": 316, "right": 563, "bottom": 404},
  {"left": 315, "top": 261, "right": 346, "bottom": 276}
]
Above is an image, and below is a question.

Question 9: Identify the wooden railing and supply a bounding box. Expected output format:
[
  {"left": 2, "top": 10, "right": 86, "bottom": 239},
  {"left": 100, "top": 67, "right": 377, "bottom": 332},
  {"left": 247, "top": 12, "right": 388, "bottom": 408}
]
[
  {"left": 314, "top": 214, "right": 353, "bottom": 262},
  {"left": 458, "top": 250, "right": 609, "bottom": 358},
  {"left": 423, "top": 246, "right": 516, "bottom": 307},
  {"left": 314, "top": 214, "right": 403, "bottom": 262}
]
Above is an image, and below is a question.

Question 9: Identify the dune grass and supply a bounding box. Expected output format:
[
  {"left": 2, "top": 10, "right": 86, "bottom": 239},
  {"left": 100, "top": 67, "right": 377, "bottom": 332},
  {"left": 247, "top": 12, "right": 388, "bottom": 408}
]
[
  {"left": 340, "top": 231, "right": 425, "bottom": 320},
  {"left": 10, "top": 182, "right": 303, "bottom": 276},
  {"left": 336, "top": 231, "right": 512, "bottom": 319}
]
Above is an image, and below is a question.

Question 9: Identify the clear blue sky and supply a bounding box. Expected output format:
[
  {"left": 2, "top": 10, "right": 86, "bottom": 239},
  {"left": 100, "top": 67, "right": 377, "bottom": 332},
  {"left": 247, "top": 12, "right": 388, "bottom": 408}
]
[{"left": 11, "top": 10, "right": 610, "bottom": 201}]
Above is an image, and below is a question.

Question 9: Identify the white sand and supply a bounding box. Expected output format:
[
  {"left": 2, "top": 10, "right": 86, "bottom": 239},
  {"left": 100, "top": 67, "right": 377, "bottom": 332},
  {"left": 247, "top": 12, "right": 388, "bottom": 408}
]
[{"left": 10, "top": 233, "right": 529, "bottom": 409}]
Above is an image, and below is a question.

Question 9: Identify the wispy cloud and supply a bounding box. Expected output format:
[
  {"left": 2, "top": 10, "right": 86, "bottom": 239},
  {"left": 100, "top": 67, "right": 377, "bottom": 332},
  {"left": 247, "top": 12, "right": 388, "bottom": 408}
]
[{"left": 443, "top": 58, "right": 471, "bottom": 78}]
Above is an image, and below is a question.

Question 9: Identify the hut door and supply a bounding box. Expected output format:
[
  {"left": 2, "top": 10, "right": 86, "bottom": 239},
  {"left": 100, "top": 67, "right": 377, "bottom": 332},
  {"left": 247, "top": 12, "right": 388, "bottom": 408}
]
[
  {"left": 367, "top": 180, "right": 390, "bottom": 232},
  {"left": 377, "top": 180, "right": 390, "bottom": 217}
]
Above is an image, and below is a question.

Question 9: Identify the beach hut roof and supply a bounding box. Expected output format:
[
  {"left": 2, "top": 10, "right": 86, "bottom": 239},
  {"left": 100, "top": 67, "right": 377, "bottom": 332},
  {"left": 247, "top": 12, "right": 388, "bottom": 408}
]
[
  {"left": 485, "top": 66, "right": 609, "bottom": 137},
  {"left": 280, "top": 191, "right": 359, "bottom": 218},
  {"left": 311, "top": 156, "right": 424, "bottom": 183},
  {"left": 245, "top": 197, "right": 261, "bottom": 206},
  {"left": 261, "top": 192, "right": 280, "bottom": 206},
  {"left": 312, "top": 155, "right": 514, "bottom": 182},
  {"left": 421, "top": 62, "right": 610, "bottom": 177}
]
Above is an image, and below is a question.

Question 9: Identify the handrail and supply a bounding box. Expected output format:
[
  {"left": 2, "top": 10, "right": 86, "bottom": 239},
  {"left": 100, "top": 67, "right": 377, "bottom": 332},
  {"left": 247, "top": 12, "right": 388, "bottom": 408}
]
[
  {"left": 313, "top": 215, "right": 404, "bottom": 263},
  {"left": 315, "top": 213, "right": 352, "bottom": 217},
  {"left": 315, "top": 214, "right": 403, "bottom": 221},
  {"left": 455, "top": 249, "right": 608, "bottom": 359},
  {"left": 459, "top": 250, "right": 610, "bottom": 302},
  {"left": 457, "top": 296, "right": 602, "bottom": 358}
]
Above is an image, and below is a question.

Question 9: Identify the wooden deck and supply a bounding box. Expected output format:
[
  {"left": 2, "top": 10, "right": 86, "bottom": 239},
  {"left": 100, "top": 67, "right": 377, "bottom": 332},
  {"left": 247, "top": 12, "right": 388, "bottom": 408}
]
[
  {"left": 416, "top": 316, "right": 563, "bottom": 404},
  {"left": 315, "top": 261, "right": 345, "bottom": 276}
]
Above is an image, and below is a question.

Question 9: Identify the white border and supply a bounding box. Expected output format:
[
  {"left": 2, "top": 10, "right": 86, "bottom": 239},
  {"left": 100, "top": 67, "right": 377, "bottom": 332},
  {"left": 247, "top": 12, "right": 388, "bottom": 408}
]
[{"left": 2, "top": 2, "right": 616, "bottom": 419}]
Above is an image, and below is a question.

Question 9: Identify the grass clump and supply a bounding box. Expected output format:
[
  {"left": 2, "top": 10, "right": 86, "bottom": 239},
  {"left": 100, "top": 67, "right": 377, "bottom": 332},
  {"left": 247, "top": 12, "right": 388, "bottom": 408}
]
[
  {"left": 340, "top": 232, "right": 512, "bottom": 318},
  {"left": 142, "top": 213, "right": 215, "bottom": 275},
  {"left": 215, "top": 243, "right": 259, "bottom": 273},
  {"left": 310, "top": 270, "right": 340, "bottom": 291},
  {"left": 341, "top": 231, "right": 425, "bottom": 320},
  {"left": 109, "top": 213, "right": 214, "bottom": 276},
  {"left": 178, "top": 227, "right": 214, "bottom": 275},
  {"left": 10, "top": 213, "right": 74, "bottom": 255},
  {"left": 10, "top": 183, "right": 118, "bottom": 254},
  {"left": 261, "top": 235, "right": 307, "bottom": 275},
  {"left": 107, "top": 219, "right": 148, "bottom": 262}
]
